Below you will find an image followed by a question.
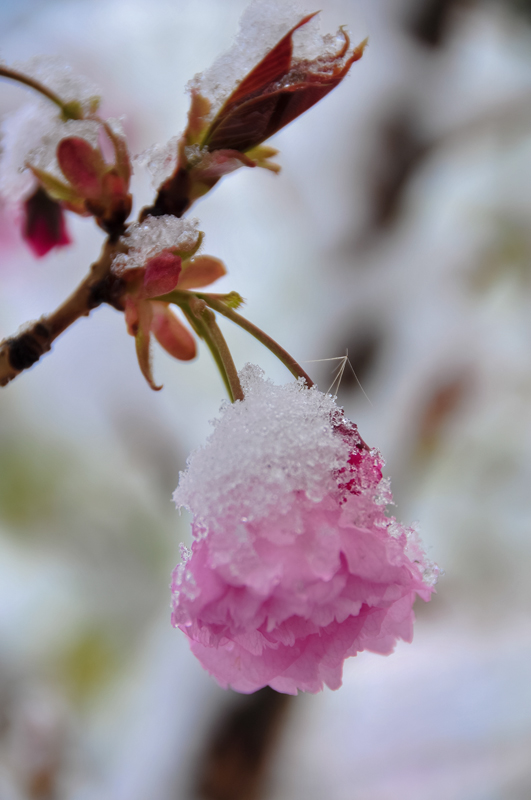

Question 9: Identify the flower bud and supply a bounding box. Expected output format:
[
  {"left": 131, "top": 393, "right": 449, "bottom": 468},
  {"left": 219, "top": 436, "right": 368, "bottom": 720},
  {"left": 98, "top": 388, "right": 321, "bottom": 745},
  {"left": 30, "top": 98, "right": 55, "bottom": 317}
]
[
  {"left": 22, "top": 187, "right": 71, "bottom": 257},
  {"left": 146, "top": 7, "right": 367, "bottom": 217},
  {"left": 115, "top": 218, "right": 227, "bottom": 389},
  {"left": 172, "top": 366, "right": 437, "bottom": 694}
]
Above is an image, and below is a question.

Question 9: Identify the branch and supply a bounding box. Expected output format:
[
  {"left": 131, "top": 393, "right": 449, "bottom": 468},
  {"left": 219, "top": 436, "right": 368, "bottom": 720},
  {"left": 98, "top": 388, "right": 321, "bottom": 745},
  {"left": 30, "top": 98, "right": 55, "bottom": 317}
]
[{"left": 0, "top": 238, "right": 124, "bottom": 387}]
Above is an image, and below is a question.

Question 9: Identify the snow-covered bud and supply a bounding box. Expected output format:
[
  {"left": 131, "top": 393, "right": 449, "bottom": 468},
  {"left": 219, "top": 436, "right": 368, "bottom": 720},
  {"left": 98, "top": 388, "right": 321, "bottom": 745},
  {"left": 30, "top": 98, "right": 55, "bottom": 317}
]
[
  {"left": 144, "top": 1, "right": 367, "bottom": 217},
  {"left": 32, "top": 120, "right": 132, "bottom": 235},
  {"left": 114, "top": 217, "right": 226, "bottom": 389},
  {"left": 0, "top": 58, "right": 131, "bottom": 248}
]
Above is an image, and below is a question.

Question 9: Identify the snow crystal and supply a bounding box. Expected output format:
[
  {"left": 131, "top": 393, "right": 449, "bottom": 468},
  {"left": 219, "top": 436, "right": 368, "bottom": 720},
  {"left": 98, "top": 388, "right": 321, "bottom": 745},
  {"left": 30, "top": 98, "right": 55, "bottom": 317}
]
[
  {"left": 174, "top": 364, "right": 353, "bottom": 530},
  {"left": 190, "top": 0, "right": 342, "bottom": 122},
  {"left": 134, "top": 136, "right": 180, "bottom": 189},
  {"left": 114, "top": 216, "right": 201, "bottom": 270},
  {"left": 12, "top": 55, "right": 100, "bottom": 112},
  {"left": 105, "top": 117, "right": 126, "bottom": 138}
]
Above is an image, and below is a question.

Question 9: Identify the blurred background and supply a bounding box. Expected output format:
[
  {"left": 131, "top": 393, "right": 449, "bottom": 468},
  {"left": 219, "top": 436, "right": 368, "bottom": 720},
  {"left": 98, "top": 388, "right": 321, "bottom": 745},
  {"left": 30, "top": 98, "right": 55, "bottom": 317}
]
[{"left": 1, "top": 0, "right": 531, "bottom": 797}]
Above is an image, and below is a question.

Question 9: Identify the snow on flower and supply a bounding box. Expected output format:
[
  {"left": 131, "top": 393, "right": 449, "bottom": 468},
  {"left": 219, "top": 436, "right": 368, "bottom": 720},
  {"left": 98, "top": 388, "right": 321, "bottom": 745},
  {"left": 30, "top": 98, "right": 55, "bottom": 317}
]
[
  {"left": 114, "top": 216, "right": 202, "bottom": 271},
  {"left": 171, "top": 365, "right": 437, "bottom": 695}
]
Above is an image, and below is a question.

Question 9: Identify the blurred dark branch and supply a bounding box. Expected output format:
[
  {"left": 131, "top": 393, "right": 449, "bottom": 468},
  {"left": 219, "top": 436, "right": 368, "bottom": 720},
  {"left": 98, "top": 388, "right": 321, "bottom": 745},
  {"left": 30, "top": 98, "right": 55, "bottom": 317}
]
[
  {"left": 361, "top": 109, "right": 430, "bottom": 241},
  {"left": 405, "top": 0, "right": 469, "bottom": 47},
  {"left": 353, "top": 84, "right": 531, "bottom": 252},
  {"left": 501, "top": 0, "right": 531, "bottom": 21},
  {"left": 195, "top": 688, "right": 293, "bottom": 800}
]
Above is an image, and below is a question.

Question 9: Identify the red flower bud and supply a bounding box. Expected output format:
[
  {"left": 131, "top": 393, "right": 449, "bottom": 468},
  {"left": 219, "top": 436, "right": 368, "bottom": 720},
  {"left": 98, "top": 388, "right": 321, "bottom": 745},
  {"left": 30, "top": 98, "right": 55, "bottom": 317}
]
[
  {"left": 204, "top": 15, "right": 367, "bottom": 153},
  {"left": 57, "top": 137, "right": 105, "bottom": 199},
  {"left": 148, "top": 12, "right": 366, "bottom": 218},
  {"left": 22, "top": 187, "right": 71, "bottom": 257}
]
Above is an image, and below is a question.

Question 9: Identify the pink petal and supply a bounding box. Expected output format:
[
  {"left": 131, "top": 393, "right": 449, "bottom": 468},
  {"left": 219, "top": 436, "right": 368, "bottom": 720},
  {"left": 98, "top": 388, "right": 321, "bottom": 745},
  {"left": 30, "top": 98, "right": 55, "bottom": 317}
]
[
  {"left": 143, "top": 250, "right": 182, "bottom": 298},
  {"left": 177, "top": 255, "right": 226, "bottom": 290},
  {"left": 151, "top": 302, "right": 196, "bottom": 361},
  {"left": 130, "top": 299, "right": 162, "bottom": 391}
]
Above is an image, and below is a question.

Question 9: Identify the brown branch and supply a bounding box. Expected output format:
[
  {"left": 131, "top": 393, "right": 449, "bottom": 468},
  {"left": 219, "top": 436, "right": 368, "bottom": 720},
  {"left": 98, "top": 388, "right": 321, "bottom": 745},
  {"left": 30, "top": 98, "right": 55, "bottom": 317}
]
[
  {"left": 196, "top": 687, "right": 293, "bottom": 800},
  {"left": 0, "top": 238, "right": 125, "bottom": 387}
]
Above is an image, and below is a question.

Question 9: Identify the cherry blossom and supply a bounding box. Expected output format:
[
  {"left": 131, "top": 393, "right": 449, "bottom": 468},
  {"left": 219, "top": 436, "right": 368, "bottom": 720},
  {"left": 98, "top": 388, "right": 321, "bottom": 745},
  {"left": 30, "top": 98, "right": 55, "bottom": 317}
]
[{"left": 172, "top": 366, "right": 436, "bottom": 694}]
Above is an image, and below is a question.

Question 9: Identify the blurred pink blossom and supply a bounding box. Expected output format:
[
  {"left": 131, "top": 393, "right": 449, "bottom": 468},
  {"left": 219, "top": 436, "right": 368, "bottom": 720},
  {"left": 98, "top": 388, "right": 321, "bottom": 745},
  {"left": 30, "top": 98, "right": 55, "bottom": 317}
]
[{"left": 171, "top": 366, "right": 436, "bottom": 694}]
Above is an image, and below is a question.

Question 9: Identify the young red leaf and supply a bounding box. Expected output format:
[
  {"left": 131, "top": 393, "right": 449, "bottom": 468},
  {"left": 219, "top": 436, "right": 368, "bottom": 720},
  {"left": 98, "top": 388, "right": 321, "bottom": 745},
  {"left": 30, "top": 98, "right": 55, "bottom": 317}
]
[
  {"left": 214, "top": 12, "right": 318, "bottom": 117},
  {"left": 151, "top": 302, "right": 196, "bottom": 361},
  {"left": 205, "top": 22, "right": 367, "bottom": 153}
]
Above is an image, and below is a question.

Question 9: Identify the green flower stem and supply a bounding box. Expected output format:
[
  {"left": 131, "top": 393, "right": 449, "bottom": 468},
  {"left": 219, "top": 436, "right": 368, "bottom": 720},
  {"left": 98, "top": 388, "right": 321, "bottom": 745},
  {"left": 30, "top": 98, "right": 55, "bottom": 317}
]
[
  {"left": 161, "top": 290, "right": 314, "bottom": 387},
  {"left": 179, "top": 296, "right": 244, "bottom": 403},
  {"left": 158, "top": 289, "right": 314, "bottom": 389},
  {"left": 0, "top": 66, "right": 81, "bottom": 120},
  {"left": 197, "top": 293, "right": 314, "bottom": 388}
]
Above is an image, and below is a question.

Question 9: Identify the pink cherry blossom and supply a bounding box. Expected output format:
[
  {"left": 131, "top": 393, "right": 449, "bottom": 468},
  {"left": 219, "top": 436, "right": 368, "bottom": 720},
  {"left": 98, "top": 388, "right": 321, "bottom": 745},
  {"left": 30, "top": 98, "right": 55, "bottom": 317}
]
[{"left": 171, "top": 366, "right": 437, "bottom": 695}]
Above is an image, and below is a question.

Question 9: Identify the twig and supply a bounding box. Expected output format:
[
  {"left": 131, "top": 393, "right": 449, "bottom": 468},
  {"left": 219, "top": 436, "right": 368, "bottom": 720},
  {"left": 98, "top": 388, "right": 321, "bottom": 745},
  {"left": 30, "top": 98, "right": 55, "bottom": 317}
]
[{"left": 0, "top": 65, "right": 82, "bottom": 120}]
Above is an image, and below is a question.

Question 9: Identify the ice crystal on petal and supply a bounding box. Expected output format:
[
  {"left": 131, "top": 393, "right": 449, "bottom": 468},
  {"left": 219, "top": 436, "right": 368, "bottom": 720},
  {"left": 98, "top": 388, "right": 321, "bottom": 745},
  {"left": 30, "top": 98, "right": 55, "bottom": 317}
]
[
  {"left": 172, "top": 366, "right": 437, "bottom": 694},
  {"left": 175, "top": 365, "right": 351, "bottom": 529},
  {"left": 114, "top": 216, "right": 201, "bottom": 270}
]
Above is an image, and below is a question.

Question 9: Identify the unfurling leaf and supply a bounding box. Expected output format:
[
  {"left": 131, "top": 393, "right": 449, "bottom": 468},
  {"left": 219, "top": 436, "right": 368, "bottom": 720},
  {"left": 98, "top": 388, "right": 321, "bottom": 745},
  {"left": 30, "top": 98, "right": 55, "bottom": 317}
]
[
  {"left": 203, "top": 15, "right": 366, "bottom": 153},
  {"left": 215, "top": 13, "right": 319, "bottom": 114}
]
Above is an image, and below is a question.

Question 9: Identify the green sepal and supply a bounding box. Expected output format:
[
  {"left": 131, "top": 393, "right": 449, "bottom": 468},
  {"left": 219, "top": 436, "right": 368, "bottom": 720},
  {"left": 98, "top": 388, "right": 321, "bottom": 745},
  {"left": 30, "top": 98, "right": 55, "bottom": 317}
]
[{"left": 28, "top": 166, "right": 82, "bottom": 205}]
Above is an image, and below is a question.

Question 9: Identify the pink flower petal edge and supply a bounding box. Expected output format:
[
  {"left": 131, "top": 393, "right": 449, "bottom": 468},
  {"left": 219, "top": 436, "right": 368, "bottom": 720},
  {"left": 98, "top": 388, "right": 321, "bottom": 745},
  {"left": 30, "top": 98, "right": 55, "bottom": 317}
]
[{"left": 171, "top": 365, "right": 437, "bottom": 694}]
